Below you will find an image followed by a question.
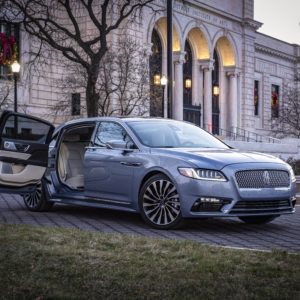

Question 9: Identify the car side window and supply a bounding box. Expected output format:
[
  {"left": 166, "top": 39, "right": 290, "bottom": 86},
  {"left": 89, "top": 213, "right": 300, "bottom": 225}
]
[
  {"left": 2, "top": 115, "right": 52, "bottom": 144},
  {"left": 94, "top": 122, "right": 134, "bottom": 148}
]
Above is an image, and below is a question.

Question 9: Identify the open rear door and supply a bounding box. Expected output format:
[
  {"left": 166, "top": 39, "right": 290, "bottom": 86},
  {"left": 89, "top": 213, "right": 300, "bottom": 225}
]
[{"left": 0, "top": 111, "right": 54, "bottom": 193}]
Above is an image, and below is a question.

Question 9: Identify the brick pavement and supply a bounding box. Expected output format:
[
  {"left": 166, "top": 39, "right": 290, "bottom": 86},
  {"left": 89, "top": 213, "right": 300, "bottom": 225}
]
[{"left": 1, "top": 193, "right": 300, "bottom": 252}]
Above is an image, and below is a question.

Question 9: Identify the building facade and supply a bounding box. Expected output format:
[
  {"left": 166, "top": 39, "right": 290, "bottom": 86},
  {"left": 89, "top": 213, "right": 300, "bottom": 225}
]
[{"left": 1, "top": 0, "right": 300, "bottom": 138}]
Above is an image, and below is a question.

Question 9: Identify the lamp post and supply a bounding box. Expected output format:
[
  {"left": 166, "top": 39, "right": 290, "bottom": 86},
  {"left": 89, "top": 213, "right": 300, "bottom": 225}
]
[
  {"left": 11, "top": 61, "right": 20, "bottom": 112},
  {"left": 167, "top": 0, "right": 173, "bottom": 119},
  {"left": 161, "top": 75, "right": 167, "bottom": 118}
]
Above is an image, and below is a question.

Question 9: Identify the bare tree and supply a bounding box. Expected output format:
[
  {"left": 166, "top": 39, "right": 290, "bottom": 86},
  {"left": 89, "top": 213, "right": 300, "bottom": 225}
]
[
  {"left": 0, "top": 83, "right": 12, "bottom": 111},
  {"left": 51, "top": 37, "right": 150, "bottom": 118},
  {"left": 98, "top": 38, "right": 149, "bottom": 116},
  {"left": 0, "top": 0, "right": 154, "bottom": 117},
  {"left": 273, "top": 82, "right": 300, "bottom": 138}
]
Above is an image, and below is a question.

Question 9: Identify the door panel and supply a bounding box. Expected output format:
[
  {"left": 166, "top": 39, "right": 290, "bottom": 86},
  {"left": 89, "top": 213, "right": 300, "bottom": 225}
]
[
  {"left": 0, "top": 111, "right": 54, "bottom": 190},
  {"left": 84, "top": 148, "right": 134, "bottom": 203},
  {"left": 0, "top": 162, "right": 46, "bottom": 186},
  {"left": 84, "top": 121, "right": 139, "bottom": 204}
]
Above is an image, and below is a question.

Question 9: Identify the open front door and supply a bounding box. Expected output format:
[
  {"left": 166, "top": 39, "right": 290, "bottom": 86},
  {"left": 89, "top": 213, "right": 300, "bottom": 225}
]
[{"left": 0, "top": 111, "right": 54, "bottom": 193}]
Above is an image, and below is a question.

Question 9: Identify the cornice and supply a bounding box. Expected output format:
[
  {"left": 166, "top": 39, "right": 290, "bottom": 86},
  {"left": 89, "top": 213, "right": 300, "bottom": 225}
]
[
  {"left": 243, "top": 18, "right": 262, "bottom": 30},
  {"left": 255, "top": 44, "right": 297, "bottom": 63}
]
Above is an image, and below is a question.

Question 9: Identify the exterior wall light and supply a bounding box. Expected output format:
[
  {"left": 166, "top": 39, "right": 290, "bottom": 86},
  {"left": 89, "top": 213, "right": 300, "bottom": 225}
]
[
  {"left": 213, "top": 85, "right": 220, "bottom": 96},
  {"left": 185, "top": 78, "right": 192, "bottom": 89},
  {"left": 154, "top": 73, "right": 161, "bottom": 86}
]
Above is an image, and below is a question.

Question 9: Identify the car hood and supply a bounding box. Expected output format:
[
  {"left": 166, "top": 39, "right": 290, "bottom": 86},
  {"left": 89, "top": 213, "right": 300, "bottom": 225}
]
[{"left": 151, "top": 148, "right": 286, "bottom": 170}]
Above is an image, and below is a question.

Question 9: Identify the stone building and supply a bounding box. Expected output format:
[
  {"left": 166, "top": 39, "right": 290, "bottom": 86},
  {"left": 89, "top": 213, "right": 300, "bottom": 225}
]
[{"left": 0, "top": 0, "right": 300, "bottom": 138}]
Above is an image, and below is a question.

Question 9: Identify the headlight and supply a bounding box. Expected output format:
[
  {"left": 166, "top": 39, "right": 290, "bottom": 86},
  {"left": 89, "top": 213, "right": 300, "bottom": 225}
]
[
  {"left": 178, "top": 168, "right": 227, "bottom": 182},
  {"left": 289, "top": 167, "right": 296, "bottom": 183}
]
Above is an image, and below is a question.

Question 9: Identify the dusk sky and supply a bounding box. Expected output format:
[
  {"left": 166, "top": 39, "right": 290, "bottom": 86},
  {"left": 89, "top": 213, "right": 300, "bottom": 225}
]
[{"left": 254, "top": 0, "right": 300, "bottom": 45}]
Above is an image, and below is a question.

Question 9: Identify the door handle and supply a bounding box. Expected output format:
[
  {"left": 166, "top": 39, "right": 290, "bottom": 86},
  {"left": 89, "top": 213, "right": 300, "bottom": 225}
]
[
  {"left": 15, "top": 143, "right": 30, "bottom": 152},
  {"left": 120, "top": 162, "right": 142, "bottom": 167}
]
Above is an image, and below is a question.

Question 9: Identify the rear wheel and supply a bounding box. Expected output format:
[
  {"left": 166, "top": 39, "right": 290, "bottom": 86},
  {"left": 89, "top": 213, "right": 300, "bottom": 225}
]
[
  {"left": 239, "top": 215, "right": 277, "bottom": 224},
  {"left": 23, "top": 180, "right": 53, "bottom": 212},
  {"left": 139, "top": 174, "right": 183, "bottom": 229}
]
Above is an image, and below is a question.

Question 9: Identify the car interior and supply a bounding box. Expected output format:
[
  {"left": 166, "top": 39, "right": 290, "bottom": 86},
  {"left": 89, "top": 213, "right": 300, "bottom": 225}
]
[
  {"left": 57, "top": 125, "right": 95, "bottom": 190},
  {"left": 0, "top": 114, "right": 51, "bottom": 187}
]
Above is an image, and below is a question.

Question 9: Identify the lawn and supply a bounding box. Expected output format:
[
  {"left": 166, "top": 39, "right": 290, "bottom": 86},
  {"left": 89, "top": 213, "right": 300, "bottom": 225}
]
[{"left": 0, "top": 224, "right": 299, "bottom": 300}]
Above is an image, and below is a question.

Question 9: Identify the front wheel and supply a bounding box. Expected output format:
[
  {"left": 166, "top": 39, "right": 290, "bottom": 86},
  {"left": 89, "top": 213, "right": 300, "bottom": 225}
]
[
  {"left": 23, "top": 180, "right": 53, "bottom": 212},
  {"left": 239, "top": 215, "right": 277, "bottom": 224},
  {"left": 139, "top": 174, "right": 183, "bottom": 229}
]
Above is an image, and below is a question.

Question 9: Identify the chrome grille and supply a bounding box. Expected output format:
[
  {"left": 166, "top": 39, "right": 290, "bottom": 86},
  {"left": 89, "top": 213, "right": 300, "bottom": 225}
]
[{"left": 235, "top": 170, "right": 290, "bottom": 189}]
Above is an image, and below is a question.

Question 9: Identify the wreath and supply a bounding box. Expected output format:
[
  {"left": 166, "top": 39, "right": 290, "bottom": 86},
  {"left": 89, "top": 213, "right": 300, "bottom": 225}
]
[
  {"left": 0, "top": 33, "right": 18, "bottom": 65},
  {"left": 272, "top": 91, "right": 278, "bottom": 108}
]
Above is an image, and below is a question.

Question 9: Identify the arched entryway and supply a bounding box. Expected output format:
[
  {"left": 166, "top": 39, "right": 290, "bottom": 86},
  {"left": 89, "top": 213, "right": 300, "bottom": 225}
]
[
  {"left": 212, "top": 35, "right": 238, "bottom": 132},
  {"left": 148, "top": 17, "right": 181, "bottom": 118},
  {"left": 182, "top": 27, "right": 210, "bottom": 126}
]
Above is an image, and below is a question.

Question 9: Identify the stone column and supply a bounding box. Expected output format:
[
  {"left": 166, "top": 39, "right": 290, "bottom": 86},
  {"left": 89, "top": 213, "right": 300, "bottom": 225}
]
[
  {"left": 227, "top": 70, "right": 240, "bottom": 131},
  {"left": 201, "top": 60, "right": 214, "bottom": 132},
  {"left": 173, "top": 51, "right": 185, "bottom": 120},
  {"left": 192, "top": 60, "right": 201, "bottom": 106}
]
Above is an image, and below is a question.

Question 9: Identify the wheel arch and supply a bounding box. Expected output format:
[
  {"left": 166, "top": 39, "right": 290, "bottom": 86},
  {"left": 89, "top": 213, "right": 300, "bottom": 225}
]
[{"left": 139, "top": 170, "right": 169, "bottom": 193}]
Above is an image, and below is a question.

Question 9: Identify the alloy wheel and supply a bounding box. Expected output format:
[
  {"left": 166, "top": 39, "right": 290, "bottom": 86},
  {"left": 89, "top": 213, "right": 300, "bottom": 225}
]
[
  {"left": 23, "top": 181, "right": 43, "bottom": 209},
  {"left": 142, "top": 179, "right": 181, "bottom": 227}
]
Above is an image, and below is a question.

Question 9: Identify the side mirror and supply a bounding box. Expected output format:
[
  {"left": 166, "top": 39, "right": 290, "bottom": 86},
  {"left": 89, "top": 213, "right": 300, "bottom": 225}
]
[{"left": 106, "top": 140, "right": 127, "bottom": 150}]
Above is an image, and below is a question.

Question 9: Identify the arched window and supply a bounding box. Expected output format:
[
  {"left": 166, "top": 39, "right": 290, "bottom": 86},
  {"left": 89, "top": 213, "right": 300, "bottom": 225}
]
[
  {"left": 149, "top": 29, "right": 163, "bottom": 117},
  {"left": 183, "top": 40, "right": 193, "bottom": 106}
]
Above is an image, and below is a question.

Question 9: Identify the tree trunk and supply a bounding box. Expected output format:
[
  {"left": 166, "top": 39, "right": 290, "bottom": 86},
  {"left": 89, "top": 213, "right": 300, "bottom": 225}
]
[{"left": 86, "top": 75, "right": 99, "bottom": 117}]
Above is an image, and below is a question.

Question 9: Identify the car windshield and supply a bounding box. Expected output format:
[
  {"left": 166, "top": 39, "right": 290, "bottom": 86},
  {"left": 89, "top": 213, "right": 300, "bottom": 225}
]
[{"left": 127, "top": 120, "right": 229, "bottom": 149}]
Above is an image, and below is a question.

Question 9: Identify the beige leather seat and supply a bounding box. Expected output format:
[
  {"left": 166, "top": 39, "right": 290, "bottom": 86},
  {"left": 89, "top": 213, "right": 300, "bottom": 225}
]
[{"left": 58, "top": 134, "right": 87, "bottom": 189}]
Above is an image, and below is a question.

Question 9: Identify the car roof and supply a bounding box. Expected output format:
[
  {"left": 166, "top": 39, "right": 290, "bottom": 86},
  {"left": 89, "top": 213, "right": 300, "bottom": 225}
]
[{"left": 54, "top": 116, "right": 173, "bottom": 135}]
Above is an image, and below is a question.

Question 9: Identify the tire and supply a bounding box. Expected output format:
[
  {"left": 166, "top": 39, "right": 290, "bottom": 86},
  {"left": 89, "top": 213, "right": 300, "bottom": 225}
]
[
  {"left": 23, "top": 180, "right": 54, "bottom": 212},
  {"left": 239, "top": 215, "right": 277, "bottom": 224},
  {"left": 139, "top": 174, "right": 183, "bottom": 229}
]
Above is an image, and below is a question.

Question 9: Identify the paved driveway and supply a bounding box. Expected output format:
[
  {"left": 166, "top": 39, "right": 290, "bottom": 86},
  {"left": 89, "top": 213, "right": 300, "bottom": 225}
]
[{"left": 1, "top": 194, "right": 299, "bottom": 252}]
